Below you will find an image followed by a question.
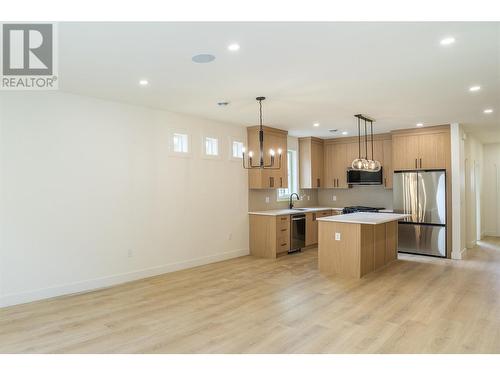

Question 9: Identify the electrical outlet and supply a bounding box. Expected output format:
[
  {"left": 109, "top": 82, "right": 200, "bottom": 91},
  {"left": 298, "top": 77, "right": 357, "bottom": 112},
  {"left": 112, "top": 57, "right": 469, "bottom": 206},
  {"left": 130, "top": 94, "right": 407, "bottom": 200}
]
[
  {"left": 332, "top": 195, "right": 337, "bottom": 201},
  {"left": 127, "top": 249, "right": 134, "bottom": 257},
  {"left": 335, "top": 232, "right": 341, "bottom": 241},
  {"left": 265, "top": 196, "right": 270, "bottom": 203}
]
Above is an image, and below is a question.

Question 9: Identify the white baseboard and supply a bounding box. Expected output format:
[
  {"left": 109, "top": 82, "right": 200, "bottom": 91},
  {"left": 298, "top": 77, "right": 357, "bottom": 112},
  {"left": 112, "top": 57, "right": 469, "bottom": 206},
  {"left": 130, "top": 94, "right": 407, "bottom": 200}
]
[
  {"left": 0, "top": 248, "right": 249, "bottom": 308},
  {"left": 451, "top": 247, "right": 468, "bottom": 260}
]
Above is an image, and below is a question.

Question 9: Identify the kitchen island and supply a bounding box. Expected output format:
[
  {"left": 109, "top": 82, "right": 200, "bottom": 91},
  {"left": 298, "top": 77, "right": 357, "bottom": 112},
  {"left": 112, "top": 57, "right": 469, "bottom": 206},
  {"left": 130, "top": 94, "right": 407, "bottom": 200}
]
[{"left": 317, "top": 212, "right": 409, "bottom": 278}]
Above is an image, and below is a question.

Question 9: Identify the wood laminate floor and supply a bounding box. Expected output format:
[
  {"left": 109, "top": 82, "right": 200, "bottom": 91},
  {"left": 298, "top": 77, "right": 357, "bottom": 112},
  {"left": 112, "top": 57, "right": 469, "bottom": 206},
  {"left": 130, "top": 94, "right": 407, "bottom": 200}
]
[{"left": 1, "top": 237, "right": 500, "bottom": 354}]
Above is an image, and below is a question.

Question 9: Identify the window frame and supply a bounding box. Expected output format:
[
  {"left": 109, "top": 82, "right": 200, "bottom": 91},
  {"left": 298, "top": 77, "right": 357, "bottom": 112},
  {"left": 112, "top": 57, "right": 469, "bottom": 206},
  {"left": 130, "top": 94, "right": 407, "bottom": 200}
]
[
  {"left": 277, "top": 149, "right": 298, "bottom": 201},
  {"left": 167, "top": 129, "right": 192, "bottom": 158},
  {"left": 229, "top": 137, "right": 245, "bottom": 161},
  {"left": 202, "top": 135, "right": 222, "bottom": 160}
]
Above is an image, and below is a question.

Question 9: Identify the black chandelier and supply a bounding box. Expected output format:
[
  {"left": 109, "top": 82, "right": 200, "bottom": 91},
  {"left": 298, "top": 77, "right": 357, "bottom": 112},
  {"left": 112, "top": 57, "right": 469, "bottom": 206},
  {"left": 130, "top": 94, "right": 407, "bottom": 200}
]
[{"left": 242, "top": 97, "right": 282, "bottom": 170}]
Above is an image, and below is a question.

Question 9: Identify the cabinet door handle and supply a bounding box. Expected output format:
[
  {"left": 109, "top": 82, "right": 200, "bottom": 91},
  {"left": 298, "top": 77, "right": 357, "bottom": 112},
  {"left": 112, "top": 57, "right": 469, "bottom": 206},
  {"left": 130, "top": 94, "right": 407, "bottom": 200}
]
[
  {"left": 280, "top": 177, "right": 283, "bottom": 187},
  {"left": 419, "top": 158, "right": 422, "bottom": 168},
  {"left": 270, "top": 177, "right": 274, "bottom": 188},
  {"left": 281, "top": 243, "right": 287, "bottom": 247},
  {"left": 415, "top": 159, "right": 417, "bottom": 169},
  {"left": 281, "top": 217, "right": 287, "bottom": 221},
  {"left": 384, "top": 177, "right": 387, "bottom": 187},
  {"left": 317, "top": 178, "right": 320, "bottom": 188}
]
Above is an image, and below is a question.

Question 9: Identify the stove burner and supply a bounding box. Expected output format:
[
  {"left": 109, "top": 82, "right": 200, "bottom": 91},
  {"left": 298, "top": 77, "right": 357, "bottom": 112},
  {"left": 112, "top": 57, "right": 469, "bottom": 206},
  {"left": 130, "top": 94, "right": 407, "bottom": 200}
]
[{"left": 342, "top": 206, "right": 384, "bottom": 214}]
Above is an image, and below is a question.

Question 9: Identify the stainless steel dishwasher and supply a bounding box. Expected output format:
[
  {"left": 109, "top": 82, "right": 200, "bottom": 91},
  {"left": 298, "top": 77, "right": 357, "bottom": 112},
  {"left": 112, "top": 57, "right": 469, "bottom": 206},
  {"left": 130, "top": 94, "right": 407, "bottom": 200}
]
[{"left": 290, "top": 213, "right": 306, "bottom": 252}]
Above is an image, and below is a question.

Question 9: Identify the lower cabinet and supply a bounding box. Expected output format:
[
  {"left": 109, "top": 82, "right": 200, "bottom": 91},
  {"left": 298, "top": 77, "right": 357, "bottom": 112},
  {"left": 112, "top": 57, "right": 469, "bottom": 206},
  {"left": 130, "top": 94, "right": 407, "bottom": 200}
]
[
  {"left": 250, "top": 209, "right": 341, "bottom": 259},
  {"left": 305, "top": 210, "right": 338, "bottom": 246},
  {"left": 249, "top": 214, "right": 290, "bottom": 259}
]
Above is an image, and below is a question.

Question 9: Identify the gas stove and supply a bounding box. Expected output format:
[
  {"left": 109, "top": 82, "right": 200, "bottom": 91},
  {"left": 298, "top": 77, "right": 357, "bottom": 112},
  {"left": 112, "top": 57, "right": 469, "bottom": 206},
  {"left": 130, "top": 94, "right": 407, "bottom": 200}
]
[{"left": 342, "top": 206, "right": 385, "bottom": 214}]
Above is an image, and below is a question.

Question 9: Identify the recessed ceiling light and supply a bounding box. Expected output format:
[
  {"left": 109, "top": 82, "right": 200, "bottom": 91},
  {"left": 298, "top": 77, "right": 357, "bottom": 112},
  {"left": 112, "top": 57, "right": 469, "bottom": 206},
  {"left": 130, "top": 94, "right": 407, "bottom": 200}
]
[
  {"left": 313, "top": 123, "right": 320, "bottom": 127},
  {"left": 484, "top": 109, "right": 493, "bottom": 114},
  {"left": 192, "top": 54, "right": 216, "bottom": 63},
  {"left": 469, "top": 86, "right": 481, "bottom": 92},
  {"left": 416, "top": 123, "right": 424, "bottom": 127},
  {"left": 227, "top": 43, "right": 240, "bottom": 51},
  {"left": 342, "top": 131, "right": 348, "bottom": 135},
  {"left": 139, "top": 79, "right": 149, "bottom": 86},
  {"left": 440, "top": 37, "right": 455, "bottom": 46}
]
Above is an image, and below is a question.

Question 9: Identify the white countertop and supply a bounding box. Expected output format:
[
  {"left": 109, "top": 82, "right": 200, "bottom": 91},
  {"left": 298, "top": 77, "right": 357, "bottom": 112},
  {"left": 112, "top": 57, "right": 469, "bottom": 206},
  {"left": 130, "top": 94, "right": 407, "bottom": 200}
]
[
  {"left": 248, "top": 207, "right": 344, "bottom": 216},
  {"left": 317, "top": 212, "right": 409, "bottom": 225}
]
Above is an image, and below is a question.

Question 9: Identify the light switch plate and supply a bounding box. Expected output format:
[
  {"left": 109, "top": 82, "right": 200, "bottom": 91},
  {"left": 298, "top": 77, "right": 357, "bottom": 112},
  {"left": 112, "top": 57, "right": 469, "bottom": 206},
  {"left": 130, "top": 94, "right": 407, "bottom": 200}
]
[
  {"left": 332, "top": 195, "right": 337, "bottom": 201},
  {"left": 335, "top": 232, "right": 341, "bottom": 241}
]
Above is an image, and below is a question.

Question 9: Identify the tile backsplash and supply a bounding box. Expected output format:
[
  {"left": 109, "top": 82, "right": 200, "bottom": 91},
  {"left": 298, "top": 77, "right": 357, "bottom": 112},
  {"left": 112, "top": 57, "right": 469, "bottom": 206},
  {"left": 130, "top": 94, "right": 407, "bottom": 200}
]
[
  {"left": 248, "top": 186, "right": 393, "bottom": 212},
  {"left": 318, "top": 186, "right": 393, "bottom": 210},
  {"left": 248, "top": 189, "right": 319, "bottom": 211}
]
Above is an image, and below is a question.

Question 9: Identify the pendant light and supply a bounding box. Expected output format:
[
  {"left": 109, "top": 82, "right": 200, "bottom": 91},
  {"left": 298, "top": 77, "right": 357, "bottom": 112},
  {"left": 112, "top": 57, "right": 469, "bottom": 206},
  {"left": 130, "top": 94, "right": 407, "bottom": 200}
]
[
  {"left": 242, "top": 97, "right": 282, "bottom": 170},
  {"left": 351, "top": 114, "right": 381, "bottom": 172}
]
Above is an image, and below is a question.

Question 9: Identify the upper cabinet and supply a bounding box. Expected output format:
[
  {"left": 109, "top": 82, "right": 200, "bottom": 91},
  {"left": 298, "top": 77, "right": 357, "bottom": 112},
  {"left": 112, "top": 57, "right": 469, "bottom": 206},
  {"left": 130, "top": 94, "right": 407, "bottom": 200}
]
[
  {"left": 299, "top": 137, "right": 324, "bottom": 188},
  {"left": 323, "top": 135, "right": 392, "bottom": 189},
  {"left": 382, "top": 139, "right": 393, "bottom": 189},
  {"left": 392, "top": 126, "right": 450, "bottom": 171},
  {"left": 247, "top": 126, "right": 288, "bottom": 189}
]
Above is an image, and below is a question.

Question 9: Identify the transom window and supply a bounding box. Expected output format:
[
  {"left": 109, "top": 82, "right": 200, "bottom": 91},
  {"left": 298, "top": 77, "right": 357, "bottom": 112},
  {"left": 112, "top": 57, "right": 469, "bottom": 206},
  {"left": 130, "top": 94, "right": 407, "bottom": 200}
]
[
  {"left": 205, "top": 137, "right": 219, "bottom": 156},
  {"left": 232, "top": 141, "right": 244, "bottom": 159},
  {"left": 173, "top": 133, "right": 189, "bottom": 153}
]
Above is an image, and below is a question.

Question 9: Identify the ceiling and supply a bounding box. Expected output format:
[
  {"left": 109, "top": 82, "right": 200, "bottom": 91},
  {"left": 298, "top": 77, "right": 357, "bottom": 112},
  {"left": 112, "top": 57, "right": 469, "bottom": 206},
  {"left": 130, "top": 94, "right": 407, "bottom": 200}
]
[{"left": 59, "top": 22, "right": 500, "bottom": 143}]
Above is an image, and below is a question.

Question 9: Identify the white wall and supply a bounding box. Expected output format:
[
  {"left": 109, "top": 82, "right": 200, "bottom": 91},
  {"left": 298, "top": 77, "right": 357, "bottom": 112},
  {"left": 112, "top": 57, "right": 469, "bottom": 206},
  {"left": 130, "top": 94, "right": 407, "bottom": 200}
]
[
  {"left": 0, "top": 92, "right": 249, "bottom": 307},
  {"left": 463, "top": 134, "right": 483, "bottom": 248},
  {"left": 483, "top": 143, "right": 500, "bottom": 236},
  {"left": 450, "top": 123, "right": 466, "bottom": 259}
]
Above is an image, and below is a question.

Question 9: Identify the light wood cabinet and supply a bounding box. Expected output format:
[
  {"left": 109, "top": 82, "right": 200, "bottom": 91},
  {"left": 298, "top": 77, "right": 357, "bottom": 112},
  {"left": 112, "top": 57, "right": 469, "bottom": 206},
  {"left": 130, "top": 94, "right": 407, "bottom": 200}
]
[
  {"left": 247, "top": 126, "right": 288, "bottom": 189},
  {"left": 382, "top": 139, "right": 393, "bottom": 189},
  {"left": 392, "top": 129, "right": 450, "bottom": 171},
  {"left": 324, "top": 136, "right": 390, "bottom": 189},
  {"left": 249, "top": 214, "right": 290, "bottom": 258},
  {"left": 324, "top": 143, "right": 348, "bottom": 189},
  {"left": 305, "top": 209, "right": 337, "bottom": 246},
  {"left": 299, "top": 137, "right": 324, "bottom": 188}
]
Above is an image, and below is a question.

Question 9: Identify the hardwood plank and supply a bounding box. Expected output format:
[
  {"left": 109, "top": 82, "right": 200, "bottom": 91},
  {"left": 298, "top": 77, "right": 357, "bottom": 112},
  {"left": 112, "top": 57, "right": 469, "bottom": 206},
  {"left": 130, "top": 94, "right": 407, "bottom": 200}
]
[{"left": 1, "top": 237, "right": 499, "bottom": 353}]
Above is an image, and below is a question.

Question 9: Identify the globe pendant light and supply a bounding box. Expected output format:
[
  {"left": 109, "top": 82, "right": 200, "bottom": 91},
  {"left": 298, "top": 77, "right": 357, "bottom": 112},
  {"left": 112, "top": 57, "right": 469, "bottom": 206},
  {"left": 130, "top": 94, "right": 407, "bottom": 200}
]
[
  {"left": 351, "top": 114, "right": 381, "bottom": 172},
  {"left": 242, "top": 97, "right": 282, "bottom": 170}
]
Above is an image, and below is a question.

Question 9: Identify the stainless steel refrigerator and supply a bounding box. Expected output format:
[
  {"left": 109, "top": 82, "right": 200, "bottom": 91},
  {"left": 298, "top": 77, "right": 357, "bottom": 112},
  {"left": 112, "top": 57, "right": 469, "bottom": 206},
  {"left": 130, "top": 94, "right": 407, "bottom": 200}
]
[{"left": 393, "top": 170, "right": 447, "bottom": 257}]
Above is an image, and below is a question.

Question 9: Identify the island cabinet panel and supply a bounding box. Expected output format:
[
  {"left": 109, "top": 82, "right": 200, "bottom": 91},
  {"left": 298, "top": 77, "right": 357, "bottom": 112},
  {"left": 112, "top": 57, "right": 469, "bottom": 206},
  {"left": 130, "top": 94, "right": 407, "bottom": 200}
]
[
  {"left": 319, "top": 220, "right": 398, "bottom": 278},
  {"left": 319, "top": 222, "right": 361, "bottom": 278},
  {"left": 247, "top": 126, "right": 288, "bottom": 189},
  {"left": 249, "top": 214, "right": 290, "bottom": 258}
]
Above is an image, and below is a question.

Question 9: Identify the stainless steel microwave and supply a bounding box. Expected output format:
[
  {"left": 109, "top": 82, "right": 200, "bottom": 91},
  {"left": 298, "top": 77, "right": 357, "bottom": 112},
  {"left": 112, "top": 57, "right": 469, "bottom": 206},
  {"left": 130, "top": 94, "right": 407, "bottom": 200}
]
[{"left": 346, "top": 167, "right": 383, "bottom": 185}]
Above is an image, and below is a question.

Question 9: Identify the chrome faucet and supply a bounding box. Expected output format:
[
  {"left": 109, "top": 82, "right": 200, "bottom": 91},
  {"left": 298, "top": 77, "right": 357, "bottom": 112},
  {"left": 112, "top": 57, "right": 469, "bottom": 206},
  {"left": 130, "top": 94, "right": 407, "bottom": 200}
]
[{"left": 289, "top": 193, "right": 300, "bottom": 209}]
